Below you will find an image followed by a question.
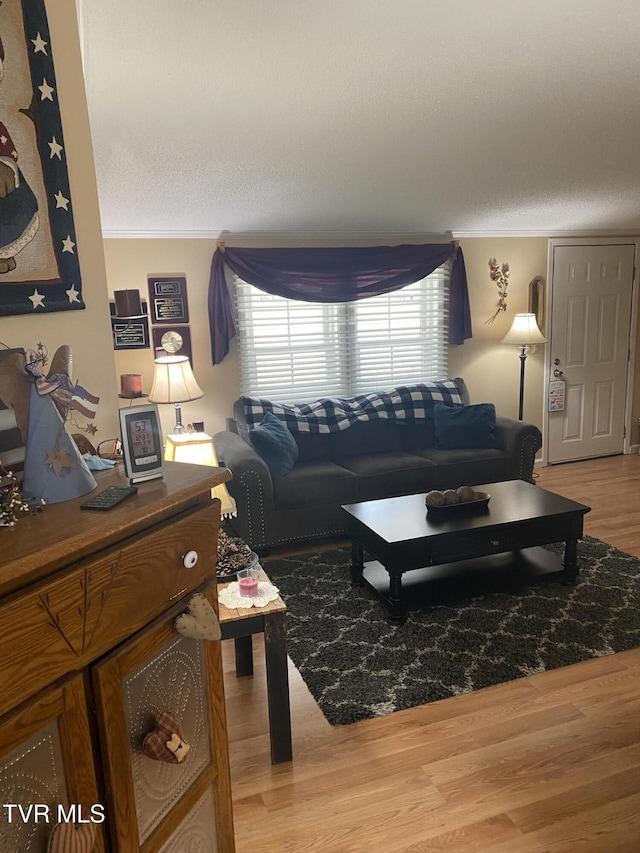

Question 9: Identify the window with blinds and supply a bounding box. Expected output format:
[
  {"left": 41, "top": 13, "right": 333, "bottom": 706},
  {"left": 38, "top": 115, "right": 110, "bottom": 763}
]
[{"left": 234, "top": 263, "right": 450, "bottom": 402}]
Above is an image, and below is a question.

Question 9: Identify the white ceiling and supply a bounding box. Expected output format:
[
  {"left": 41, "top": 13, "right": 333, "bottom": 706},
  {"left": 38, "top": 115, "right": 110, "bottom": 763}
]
[{"left": 79, "top": 0, "right": 640, "bottom": 239}]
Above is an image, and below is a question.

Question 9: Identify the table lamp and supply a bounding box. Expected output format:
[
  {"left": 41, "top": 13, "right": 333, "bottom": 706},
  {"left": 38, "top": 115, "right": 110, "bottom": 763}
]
[
  {"left": 164, "top": 432, "right": 237, "bottom": 518},
  {"left": 501, "top": 313, "right": 547, "bottom": 420},
  {"left": 148, "top": 355, "right": 203, "bottom": 434}
]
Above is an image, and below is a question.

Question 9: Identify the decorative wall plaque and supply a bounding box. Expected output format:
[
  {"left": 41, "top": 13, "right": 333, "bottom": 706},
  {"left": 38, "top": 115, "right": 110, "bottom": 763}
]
[
  {"left": 152, "top": 325, "right": 192, "bottom": 363},
  {"left": 148, "top": 276, "right": 189, "bottom": 324},
  {"left": 110, "top": 300, "right": 150, "bottom": 349}
]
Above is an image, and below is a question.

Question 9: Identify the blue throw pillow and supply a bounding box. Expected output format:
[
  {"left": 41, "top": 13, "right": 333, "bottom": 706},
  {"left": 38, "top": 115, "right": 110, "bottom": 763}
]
[
  {"left": 434, "top": 402, "right": 497, "bottom": 449},
  {"left": 250, "top": 412, "right": 299, "bottom": 479}
]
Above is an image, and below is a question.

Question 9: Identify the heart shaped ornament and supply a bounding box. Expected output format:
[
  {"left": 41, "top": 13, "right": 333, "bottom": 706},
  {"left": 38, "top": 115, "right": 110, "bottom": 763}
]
[
  {"left": 142, "top": 711, "right": 190, "bottom": 764},
  {"left": 174, "top": 592, "right": 221, "bottom": 641},
  {"left": 47, "top": 821, "right": 96, "bottom": 853}
]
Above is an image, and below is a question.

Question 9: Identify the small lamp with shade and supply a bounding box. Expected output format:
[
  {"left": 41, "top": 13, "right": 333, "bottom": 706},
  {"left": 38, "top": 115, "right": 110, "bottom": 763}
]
[{"left": 148, "top": 355, "right": 237, "bottom": 518}]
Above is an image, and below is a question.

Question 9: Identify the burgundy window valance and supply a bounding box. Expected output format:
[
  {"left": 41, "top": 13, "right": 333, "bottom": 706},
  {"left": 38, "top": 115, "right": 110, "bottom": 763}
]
[{"left": 207, "top": 242, "right": 472, "bottom": 365}]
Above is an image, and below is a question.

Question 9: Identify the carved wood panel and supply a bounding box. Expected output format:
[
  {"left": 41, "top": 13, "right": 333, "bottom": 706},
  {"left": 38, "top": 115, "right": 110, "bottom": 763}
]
[{"left": 0, "top": 502, "right": 218, "bottom": 718}]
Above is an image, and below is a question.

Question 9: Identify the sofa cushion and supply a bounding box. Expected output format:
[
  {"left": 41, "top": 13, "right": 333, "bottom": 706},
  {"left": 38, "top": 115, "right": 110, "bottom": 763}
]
[
  {"left": 294, "top": 431, "right": 332, "bottom": 463},
  {"left": 339, "top": 451, "right": 437, "bottom": 501},
  {"left": 250, "top": 412, "right": 299, "bottom": 479},
  {"left": 329, "top": 420, "right": 403, "bottom": 459},
  {"left": 399, "top": 421, "right": 437, "bottom": 451},
  {"left": 273, "top": 460, "right": 359, "bottom": 510},
  {"left": 434, "top": 402, "right": 497, "bottom": 449},
  {"left": 417, "top": 447, "right": 512, "bottom": 490}
]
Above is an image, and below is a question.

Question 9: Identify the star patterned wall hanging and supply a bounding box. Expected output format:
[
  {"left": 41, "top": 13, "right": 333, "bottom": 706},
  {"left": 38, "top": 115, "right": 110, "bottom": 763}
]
[{"left": 0, "top": 0, "right": 84, "bottom": 317}]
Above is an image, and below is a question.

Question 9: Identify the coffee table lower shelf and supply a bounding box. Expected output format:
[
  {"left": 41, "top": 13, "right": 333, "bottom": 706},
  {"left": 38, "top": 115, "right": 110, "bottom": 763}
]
[{"left": 358, "top": 546, "right": 570, "bottom": 622}]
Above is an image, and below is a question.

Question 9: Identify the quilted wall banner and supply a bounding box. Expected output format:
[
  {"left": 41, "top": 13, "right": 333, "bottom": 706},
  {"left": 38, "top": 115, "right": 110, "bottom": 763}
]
[{"left": 0, "top": 0, "right": 83, "bottom": 316}]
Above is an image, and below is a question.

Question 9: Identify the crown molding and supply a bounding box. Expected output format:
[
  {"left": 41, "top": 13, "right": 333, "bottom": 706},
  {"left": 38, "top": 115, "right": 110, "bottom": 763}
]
[
  {"left": 452, "top": 229, "right": 640, "bottom": 238},
  {"left": 101, "top": 228, "right": 455, "bottom": 241},
  {"left": 102, "top": 227, "right": 640, "bottom": 241},
  {"left": 101, "top": 230, "right": 221, "bottom": 240}
]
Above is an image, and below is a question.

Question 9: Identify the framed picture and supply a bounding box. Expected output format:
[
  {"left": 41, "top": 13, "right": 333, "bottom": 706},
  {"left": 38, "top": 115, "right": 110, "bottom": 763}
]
[
  {"left": 0, "top": 348, "right": 27, "bottom": 476},
  {"left": 152, "top": 326, "right": 192, "bottom": 363},
  {"left": 0, "top": 1, "right": 84, "bottom": 316},
  {"left": 528, "top": 276, "right": 545, "bottom": 330},
  {"left": 148, "top": 276, "right": 189, "bottom": 324},
  {"left": 118, "top": 403, "right": 164, "bottom": 484}
]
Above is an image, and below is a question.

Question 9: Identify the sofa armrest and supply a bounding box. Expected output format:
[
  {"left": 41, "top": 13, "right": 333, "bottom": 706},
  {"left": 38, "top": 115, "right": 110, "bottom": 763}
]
[
  {"left": 494, "top": 416, "right": 542, "bottom": 483},
  {"left": 213, "top": 430, "right": 275, "bottom": 548}
]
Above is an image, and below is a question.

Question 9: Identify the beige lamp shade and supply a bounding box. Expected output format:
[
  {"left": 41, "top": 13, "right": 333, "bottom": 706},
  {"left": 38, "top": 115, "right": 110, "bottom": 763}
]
[
  {"left": 501, "top": 313, "right": 547, "bottom": 346},
  {"left": 164, "top": 433, "right": 237, "bottom": 518},
  {"left": 148, "top": 355, "right": 204, "bottom": 403},
  {"left": 149, "top": 355, "right": 204, "bottom": 434}
]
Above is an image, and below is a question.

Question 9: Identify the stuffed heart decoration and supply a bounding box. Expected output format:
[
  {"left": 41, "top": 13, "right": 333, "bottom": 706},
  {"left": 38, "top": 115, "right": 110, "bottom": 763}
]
[
  {"left": 142, "top": 711, "right": 190, "bottom": 764},
  {"left": 174, "top": 592, "right": 221, "bottom": 641},
  {"left": 47, "top": 821, "right": 96, "bottom": 853}
]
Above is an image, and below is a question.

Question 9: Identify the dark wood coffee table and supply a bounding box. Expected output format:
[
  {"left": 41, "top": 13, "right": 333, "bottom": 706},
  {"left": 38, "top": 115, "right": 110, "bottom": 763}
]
[{"left": 342, "top": 480, "right": 591, "bottom": 622}]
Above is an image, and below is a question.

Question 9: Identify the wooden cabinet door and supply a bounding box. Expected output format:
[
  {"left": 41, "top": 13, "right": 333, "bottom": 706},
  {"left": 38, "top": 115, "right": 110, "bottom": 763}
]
[
  {"left": 92, "top": 585, "right": 234, "bottom": 852},
  {"left": 0, "top": 674, "right": 106, "bottom": 853}
]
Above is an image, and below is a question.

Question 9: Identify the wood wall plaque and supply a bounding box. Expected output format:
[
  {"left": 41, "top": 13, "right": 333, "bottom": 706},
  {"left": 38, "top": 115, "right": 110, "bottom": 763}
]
[{"left": 148, "top": 276, "right": 189, "bottom": 324}]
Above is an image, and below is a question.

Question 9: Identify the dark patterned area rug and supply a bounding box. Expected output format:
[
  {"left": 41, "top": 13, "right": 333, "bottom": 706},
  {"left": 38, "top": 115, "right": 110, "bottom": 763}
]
[{"left": 263, "top": 537, "right": 640, "bottom": 725}]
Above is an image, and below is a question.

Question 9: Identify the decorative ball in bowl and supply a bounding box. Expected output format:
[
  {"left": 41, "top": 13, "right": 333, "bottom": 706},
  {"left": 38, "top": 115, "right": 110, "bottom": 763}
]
[{"left": 425, "top": 486, "right": 491, "bottom": 516}]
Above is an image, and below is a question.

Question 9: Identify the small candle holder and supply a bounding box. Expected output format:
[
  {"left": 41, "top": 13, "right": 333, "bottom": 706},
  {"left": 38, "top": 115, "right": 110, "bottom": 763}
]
[
  {"left": 119, "top": 373, "right": 144, "bottom": 398},
  {"left": 237, "top": 566, "right": 260, "bottom": 598}
]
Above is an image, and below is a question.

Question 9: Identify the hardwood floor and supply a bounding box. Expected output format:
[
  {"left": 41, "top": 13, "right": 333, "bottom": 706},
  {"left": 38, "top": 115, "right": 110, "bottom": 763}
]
[{"left": 223, "top": 455, "right": 640, "bottom": 852}]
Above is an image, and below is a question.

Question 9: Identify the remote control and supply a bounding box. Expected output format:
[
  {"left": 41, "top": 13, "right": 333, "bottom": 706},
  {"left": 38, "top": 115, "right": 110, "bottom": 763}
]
[{"left": 80, "top": 485, "right": 138, "bottom": 510}]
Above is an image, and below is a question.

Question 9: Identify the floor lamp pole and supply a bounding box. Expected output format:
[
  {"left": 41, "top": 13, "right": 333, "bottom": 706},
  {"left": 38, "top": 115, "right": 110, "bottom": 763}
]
[{"left": 518, "top": 346, "right": 527, "bottom": 421}]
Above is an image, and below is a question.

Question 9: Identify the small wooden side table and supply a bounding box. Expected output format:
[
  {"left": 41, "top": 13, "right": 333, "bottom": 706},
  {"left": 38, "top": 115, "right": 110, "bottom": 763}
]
[{"left": 218, "top": 569, "right": 292, "bottom": 764}]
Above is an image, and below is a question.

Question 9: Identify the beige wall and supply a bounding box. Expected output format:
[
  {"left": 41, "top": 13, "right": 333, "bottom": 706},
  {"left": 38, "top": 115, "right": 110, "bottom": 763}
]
[
  {"left": 452, "top": 237, "right": 549, "bottom": 427},
  {"left": 0, "top": 0, "right": 118, "bottom": 442},
  {"left": 101, "top": 235, "right": 640, "bottom": 456},
  {"left": 102, "top": 239, "right": 239, "bottom": 438},
  {"left": 103, "top": 236, "right": 550, "bottom": 439}
]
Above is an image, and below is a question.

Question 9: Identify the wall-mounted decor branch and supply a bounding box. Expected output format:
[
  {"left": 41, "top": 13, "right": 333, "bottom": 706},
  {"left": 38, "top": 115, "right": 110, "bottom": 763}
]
[{"left": 485, "top": 258, "right": 510, "bottom": 324}]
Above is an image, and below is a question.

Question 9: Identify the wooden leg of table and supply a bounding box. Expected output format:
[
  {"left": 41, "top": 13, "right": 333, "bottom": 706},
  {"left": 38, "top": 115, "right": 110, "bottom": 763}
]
[
  {"left": 562, "top": 538, "right": 579, "bottom": 584},
  {"left": 264, "top": 612, "right": 292, "bottom": 764},
  {"left": 350, "top": 539, "right": 364, "bottom": 586},
  {"left": 234, "top": 635, "right": 254, "bottom": 677},
  {"left": 387, "top": 571, "right": 407, "bottom": 624}
]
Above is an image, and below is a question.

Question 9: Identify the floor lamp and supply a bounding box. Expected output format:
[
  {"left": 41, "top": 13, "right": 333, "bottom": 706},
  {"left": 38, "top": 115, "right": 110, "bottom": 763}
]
[{"left": 501, "top": 313, "right": 547, "bottom": 420}]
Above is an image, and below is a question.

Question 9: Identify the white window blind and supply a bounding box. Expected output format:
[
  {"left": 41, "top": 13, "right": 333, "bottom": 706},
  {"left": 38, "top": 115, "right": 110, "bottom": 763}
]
[{"left": 234, "top": 263, "right": 450, "bottom": 402}]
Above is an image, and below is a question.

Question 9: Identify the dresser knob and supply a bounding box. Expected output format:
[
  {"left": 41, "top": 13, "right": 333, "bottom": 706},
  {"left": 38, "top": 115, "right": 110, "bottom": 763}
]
[
  {"left": 182, "top": 550, "right": 198, "bottom": 569},
  {"left": 490, "top": 539, "right": 500, "bottom": 546}
]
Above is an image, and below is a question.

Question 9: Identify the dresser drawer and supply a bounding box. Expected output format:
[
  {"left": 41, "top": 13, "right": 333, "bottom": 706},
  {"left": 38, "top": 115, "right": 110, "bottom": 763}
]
[{"left": 0, "top": 502, "right": 220, "bottom": 718}]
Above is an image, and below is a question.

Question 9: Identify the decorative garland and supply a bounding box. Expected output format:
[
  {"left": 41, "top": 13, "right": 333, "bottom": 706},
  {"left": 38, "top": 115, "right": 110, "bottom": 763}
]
[
  {"left": 0, "top": 467, "right": 30, "bottom": 527},
  {"left": 485, "top": 257, "right": 510, "bottom": 324}
]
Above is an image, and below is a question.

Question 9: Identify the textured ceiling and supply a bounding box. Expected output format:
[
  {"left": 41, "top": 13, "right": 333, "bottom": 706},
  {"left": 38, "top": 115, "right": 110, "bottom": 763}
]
[{"left": 79, "top": 0, "right": 640, "bottom": 238}]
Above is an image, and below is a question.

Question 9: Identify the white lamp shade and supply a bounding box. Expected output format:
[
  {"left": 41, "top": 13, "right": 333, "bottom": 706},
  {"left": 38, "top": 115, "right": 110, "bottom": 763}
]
[
  {"left": 501, "top": 313, "right": 547, "bottom": 346},
  {"left": 148, "top": 355, "right": 204, "bottom": 404}
]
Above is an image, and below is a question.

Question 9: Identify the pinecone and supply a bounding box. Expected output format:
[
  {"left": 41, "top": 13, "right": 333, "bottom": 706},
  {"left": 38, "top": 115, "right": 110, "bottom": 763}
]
[{"left": 216, "top": 529, "right": 254, "bottom": 578}]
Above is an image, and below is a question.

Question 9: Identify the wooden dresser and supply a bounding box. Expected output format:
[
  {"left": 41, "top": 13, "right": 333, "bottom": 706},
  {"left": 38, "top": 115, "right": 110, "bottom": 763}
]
[{"left": 0, "top": 462, "right": 235, "bottom": 852}]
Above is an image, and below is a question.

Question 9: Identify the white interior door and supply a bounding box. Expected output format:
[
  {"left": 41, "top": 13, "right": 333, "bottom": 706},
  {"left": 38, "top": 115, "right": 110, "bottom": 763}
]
[{"left": 547, "top": 243, "right": 634, "bottom": 464}]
